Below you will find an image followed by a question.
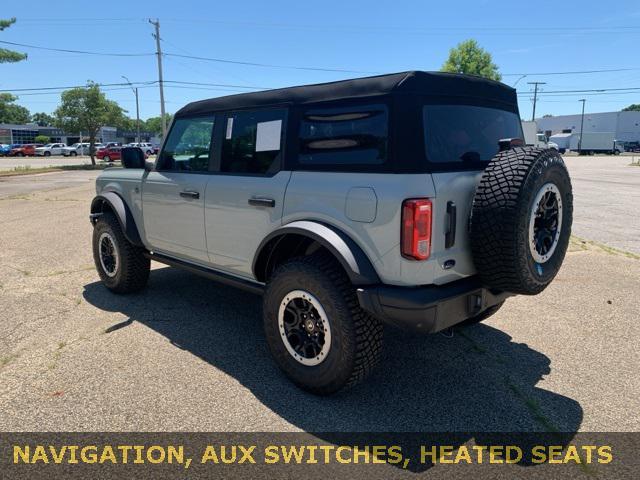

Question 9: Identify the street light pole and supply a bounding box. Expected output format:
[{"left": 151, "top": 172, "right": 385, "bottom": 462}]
[
  {"left": 578, "top": 99, "right": 586, "bottom": 154},
  {"left": 122, "top": 75, "right": 141, "bottom": 144}
]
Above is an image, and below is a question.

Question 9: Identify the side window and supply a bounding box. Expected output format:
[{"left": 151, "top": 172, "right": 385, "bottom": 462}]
[
  {"left": 221, "top": 109, "right": 286, "bottom": 175},
  {"left": 298, "top": 104, "right": 388, "bottom": 167},
  {"left": 158, "top": 115, "right": 215, "bottom": 172}
]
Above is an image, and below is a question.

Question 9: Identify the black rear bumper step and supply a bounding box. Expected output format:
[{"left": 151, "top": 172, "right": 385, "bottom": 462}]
[{"left": 356, "top": 276, "right": 511, "bottom": 333}]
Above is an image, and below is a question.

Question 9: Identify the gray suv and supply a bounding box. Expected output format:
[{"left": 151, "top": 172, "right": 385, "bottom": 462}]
[{"left": 90, "top": 71, "right": 573, "bottom": 394}]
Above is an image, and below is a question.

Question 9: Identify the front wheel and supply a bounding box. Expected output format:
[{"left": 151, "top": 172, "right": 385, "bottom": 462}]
[
  {"left": 103, "top": 155, "right": 111, "bottom": 163},
  {"left": 263, "top": 253, "right": 383, "bottom": 395},
  {"left": 92, "top": 212, "right": 150, "bottom": 293},
  {"left": 44, "top": 151, "right": 51, "bottom": 157}
]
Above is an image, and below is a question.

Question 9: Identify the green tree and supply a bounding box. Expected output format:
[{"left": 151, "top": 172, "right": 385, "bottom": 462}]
[
  {"left": 0, "top": 93, "right": 30, "bottom": 123},
  {"left": 622, "top": 104, "right": 640, "bottom": 112},
  {"left": 31, "top": 112, "right": 55, "bottom": 126},
  {"left": 441, "top": 39, "right": 502, "bottom": 81},
  {"left": 54, "top": 82, "right": 125, "bottom": 164},
  {"left": 34, "top": 135, "right": 50, "bottom": 144},
  {"left": 0, "top": 18, "right": 27, "bottom": 64},
  {"left": 144, "top": 113, "right": 173, "bottom": 137}
]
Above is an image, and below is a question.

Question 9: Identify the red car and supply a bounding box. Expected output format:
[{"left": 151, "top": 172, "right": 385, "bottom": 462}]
[
  {"left": 96, "top": 146, "right": 122, "bottom": 162},
  {"left": 96, "top": 146, "right": 147, "bottom": 163},
  {"left": 10, "top": 144, "right": 43, "bottom": 157}
]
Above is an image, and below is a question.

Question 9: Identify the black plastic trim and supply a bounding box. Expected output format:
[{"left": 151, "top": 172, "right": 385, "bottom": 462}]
[
  {"left": 357, "top": 276, "right": 512, "bottom": 333},
  {"left": 90, "top": 192, "right": 143, "bottom": 247},
  {"left": 252, "top": 220, "right": 380, "bottom": 285},
  {"left": 146, "top": 252, "right": 264, "bottom": 295}
]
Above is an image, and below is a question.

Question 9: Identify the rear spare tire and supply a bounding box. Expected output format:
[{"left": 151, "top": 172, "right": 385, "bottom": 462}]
[{"left": 470, "top": 147, "right": 573, "bottom": 295}]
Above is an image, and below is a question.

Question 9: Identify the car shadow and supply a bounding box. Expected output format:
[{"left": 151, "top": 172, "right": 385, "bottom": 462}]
[{"left": 83, "top": 266, "right": 583, "bottom": 470}]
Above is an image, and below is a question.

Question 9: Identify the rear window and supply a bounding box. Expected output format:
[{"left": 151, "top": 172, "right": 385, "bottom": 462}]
[
  {"left": 423, "top": 105, "right": 522, "bottom": 164},
  {"left": 298, "top": 104, "right": 388, "bottom": 167}
]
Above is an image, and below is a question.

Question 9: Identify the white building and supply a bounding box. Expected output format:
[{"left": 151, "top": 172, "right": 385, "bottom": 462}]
[{"left": 536, "top": 111, "right": 640, "bottom": 143}]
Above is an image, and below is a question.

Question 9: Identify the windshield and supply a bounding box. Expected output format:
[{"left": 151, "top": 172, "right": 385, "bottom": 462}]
[
  {"left": 43, "top": 144, "right": 53, "bottom": 148},
  {"left": 423, "top": 105, "right": 522, "bottom": 164}
]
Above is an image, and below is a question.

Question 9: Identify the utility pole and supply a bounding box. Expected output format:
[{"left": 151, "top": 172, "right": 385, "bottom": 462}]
[
  {"left": 578, "top": 99, "right": 586, "bottom": 154},
  {"left": 528, "top": 81, "right": 546, "bottom": 121},
  {"left": 122, "top": 75, "right": 141, "bottom": 144},
  {"left": 149, "top": 18, "right": 167, "bottom": 138}
]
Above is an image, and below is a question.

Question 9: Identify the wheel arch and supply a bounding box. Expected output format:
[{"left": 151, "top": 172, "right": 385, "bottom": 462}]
[
  {"left": 90, "top": 192, "right": 144, "bottom": 247},
  {"left": 253, "top": 221, "right": 380, "bottom": 286}
]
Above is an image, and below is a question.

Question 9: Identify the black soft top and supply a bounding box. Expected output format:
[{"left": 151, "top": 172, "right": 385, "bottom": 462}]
[{"left": 175, "top": 71, "right": 517, "bottom": 117}]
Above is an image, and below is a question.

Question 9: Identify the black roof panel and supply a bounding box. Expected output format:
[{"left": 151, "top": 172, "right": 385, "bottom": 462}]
[{"left": 175, "top": 71, "right": 517, "bottom": 117}]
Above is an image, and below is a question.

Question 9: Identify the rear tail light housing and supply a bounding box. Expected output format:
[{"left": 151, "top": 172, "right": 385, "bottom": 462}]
[{"left": 401, "top": 198, "right": 432, "bottom": 261}]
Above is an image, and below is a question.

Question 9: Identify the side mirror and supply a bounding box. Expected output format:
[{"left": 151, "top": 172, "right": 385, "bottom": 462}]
[{"left": 121, "top": 147, "right": 146, "bottom": 169}]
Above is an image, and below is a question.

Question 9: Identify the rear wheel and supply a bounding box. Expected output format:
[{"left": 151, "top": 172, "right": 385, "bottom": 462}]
[
  {"left": 103, "top": 155, "right": 111, "bottom": 163},
  {"left": 263, "top": 253, "right": 383, "bottom": 395},
  {"left": 92, "top": 212, "right": 150, "bottom": 293}
]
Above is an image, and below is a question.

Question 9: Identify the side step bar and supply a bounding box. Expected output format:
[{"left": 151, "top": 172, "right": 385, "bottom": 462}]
[{"left": 145, "top": 252, "right": 265, "bottom": 295}]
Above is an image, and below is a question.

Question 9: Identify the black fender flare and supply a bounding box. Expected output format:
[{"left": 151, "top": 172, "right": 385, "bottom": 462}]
[
  {"left": 252, "top": 220, "right": 380, "bottom": 286},
  {"left": 90, "top": 192, "right": 144, "bottom": 247}
]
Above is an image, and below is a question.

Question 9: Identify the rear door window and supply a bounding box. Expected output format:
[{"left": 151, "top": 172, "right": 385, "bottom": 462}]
[
  {"left": 221, "top": 109, "right": 286, "bottom": 175},
  {"left": 423, "top": 105, "right": 522, "bottom": 164},
  {"left": 298, "top": 104, "right": 388, "bottom": 168}
]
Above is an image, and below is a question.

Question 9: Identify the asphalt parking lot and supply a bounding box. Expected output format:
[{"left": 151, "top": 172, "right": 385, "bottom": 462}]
[{"left": 0, "top": 156, "right": 638, "bottom": 435}]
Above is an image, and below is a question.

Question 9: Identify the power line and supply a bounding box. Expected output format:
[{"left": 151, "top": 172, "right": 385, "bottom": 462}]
[
  {"left": 517, "top": 86, "right": 640, "bottom": 95},
  {"left": 164, "top": 53, "right": 379, "bottom": 74},
  {"left": 0, "top": 40, "right": 153, "bottom": 57},
  {"left": 5, "top": 38, "right": 640, "bottom": 77},
  {"left": 503, "top": 67, "right": 640, "bottom": 77}
]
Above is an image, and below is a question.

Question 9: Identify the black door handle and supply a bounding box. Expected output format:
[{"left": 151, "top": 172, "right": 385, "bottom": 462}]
[
  {"left": 179, "top": 190, "right": 200, "bottom": 199},
  {"left": 248, "top": 197, "right": 275, "bottom": 208}
]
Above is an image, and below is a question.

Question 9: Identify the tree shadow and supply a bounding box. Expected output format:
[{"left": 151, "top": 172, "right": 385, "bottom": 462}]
[{"left": 83, "top": 266, "right": 583, "bottom": 471}]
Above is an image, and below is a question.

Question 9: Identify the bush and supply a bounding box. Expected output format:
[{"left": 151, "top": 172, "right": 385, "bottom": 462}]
[{"left": 34, "top": 135, "right": 50, "bottom": 144}]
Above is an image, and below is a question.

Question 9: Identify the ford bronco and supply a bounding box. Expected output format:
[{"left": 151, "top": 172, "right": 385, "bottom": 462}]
[{"left": 90, "top": 71, "right": 573, "bottom": 394}]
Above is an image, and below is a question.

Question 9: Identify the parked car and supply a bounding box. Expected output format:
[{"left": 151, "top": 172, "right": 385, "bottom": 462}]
[
  {"left": 0, "top": 144, "right": 16, "bottom": 156},
  {"left": 62, "top": 143, "right": 92, "bottom": 156},
  {"left": 35, "top": 143, "right": 67, "bottom": 156},
  {"left": 96, "top": 146, "right": 123, "bottom": 162},
  {"left": 89, "top": 71, "right": 573, "bottom": 395},
  {"left": 9, "top": 144, "right": 42, "bottom": 156},
  {"left": 127, "top": 142, "right": 155, "bottom": 155}
]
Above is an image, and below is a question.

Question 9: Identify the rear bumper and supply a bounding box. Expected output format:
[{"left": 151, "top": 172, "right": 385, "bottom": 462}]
[{"left": 356, "top": 276, "right": 512, "bottom": 333}]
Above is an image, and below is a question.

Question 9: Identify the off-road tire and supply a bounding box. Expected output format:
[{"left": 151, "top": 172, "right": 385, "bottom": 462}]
[
  {"left": 461, "top": 301, "right": 505, "bottom": 326},
  {"left": 263, "top": 252, "right": 383, "bottom": 395},
  {"left": 92, "top": 212, "right": 150, "bottom": 293},
  {"left": 470, "top": 147, "right": 573, "bottom": 295}
]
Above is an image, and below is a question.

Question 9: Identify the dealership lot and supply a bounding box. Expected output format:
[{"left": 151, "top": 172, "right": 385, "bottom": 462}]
[{"left": 0, "top": 156, "right": 638, "bottom": 433}]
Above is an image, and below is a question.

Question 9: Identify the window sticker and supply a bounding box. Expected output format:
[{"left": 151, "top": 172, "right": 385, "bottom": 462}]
[
  {"left": 226, "top": 117, "right": 234, "bottom": 139},
  {"left": 255, "top": 120, "right": 282, "bottom": 152}
]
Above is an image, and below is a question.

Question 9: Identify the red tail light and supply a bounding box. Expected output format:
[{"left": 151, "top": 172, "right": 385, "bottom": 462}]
[{"left": 401, "top": 199, "right": 432, "bottom": 261}]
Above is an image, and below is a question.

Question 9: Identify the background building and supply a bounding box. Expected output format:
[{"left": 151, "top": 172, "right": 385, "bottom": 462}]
[
  {"left": 536, "top": 111, "right": 640, "bottom": 142},
  {"left": 0, "top": 123, "right": 159, "bottom": 145}
]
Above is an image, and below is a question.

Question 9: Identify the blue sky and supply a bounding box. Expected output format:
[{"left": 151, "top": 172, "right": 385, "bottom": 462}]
[{"left": 2, "top": 0, "right": 640, "bottom": 121}]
